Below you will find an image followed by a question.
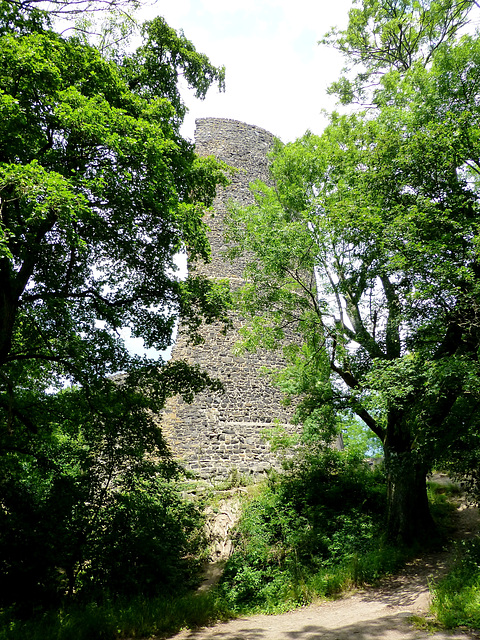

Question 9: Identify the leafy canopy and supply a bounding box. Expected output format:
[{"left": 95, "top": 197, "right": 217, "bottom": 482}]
[
  {"left": 226, "top": 0, "right": 480, "bottom": 541},
  {"left": 0, "top": 1, "right": 230, "bottom": 607},
  {"left": 0, "top": 3, "right": 228, "bottom": 393},
  {"left": 323, "top": 0, "right": 478, "bottom": 104}
]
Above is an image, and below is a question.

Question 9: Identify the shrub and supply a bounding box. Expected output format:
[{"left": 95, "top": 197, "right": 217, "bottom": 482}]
[
  {"left": 0, "top": 437, "right": 207, "bottom": 610},
  {"left": 217, "top": 447, "right": 389, "bottom": 612}
]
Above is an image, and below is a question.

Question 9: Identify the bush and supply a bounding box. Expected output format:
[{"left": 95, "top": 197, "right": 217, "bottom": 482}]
[
  {"left": 0, "top": 423, "right": 207, "bottom": 610},
  {"left": 217, "top": 448, "right": 390, "bottom": 612}
]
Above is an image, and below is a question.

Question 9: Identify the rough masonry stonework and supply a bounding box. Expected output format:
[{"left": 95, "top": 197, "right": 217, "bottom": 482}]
[{"left": 161, "top": 118, "right": 298, "bottom": 479}]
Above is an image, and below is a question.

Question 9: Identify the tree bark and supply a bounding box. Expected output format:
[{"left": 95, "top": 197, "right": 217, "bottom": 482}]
[
  {"left": 0, "top": 280, "right": 17, "bottom": 366},
  {"left": 384, "top": 446, "right": 435, "bottom": 545}
]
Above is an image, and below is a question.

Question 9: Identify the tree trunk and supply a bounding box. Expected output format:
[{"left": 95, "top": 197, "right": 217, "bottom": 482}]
[
  {"left": 0, "top": 277, "right": 17, "bottom": 366},
  {"left": 384, "top": 447, "right": 435, "bottom": 545}
]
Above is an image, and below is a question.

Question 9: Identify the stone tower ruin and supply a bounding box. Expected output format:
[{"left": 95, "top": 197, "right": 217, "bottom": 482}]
[{"left": 161, "top": 118, "right": 297, "bottom": 479}]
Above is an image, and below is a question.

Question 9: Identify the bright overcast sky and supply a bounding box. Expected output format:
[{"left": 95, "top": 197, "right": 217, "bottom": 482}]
[{"left": 142, "top": 0, "right": 354, "bottom": 143}]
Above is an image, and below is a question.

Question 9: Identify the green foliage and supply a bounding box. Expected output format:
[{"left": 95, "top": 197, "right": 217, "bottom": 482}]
[
  {"left": 226, "top": 1, "right": 480, "bottom": 542},
  {"left": 431, "top": 538, "right": 480, "bottom": 629},
  {"left": 213, "top": 467, "right": 255, "bottom": 490},
  {"left": 425, "top": 487, "right": 459, "bottom": 548},
  {"left": 0, "top": 591, "right": 233, "bottom": 640},
  {"left": 0, "top": 14, "right": 229, "bottom": 378},
  {"left": 0, "top": 381, "right": 208, "bottom": 609},
  {"left": 217, "top": 449, "right": 392, "bottom": 612},
  {"left": 340, "top": 413, "right": 383, "bottom": 458},
  {"left": 0, "top": 0, "right": 229, "bottom": 386},
  {"left": 0, "top": 0, "right": 229, "bottom": 620},
  {"left": 323, "top": 0, "right": 476, "bottom": 104},
  {"left": 262, "top": 422, "right": 300, "bottom": 453}
]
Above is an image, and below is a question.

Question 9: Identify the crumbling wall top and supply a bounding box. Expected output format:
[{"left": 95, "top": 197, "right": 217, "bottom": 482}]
[{"left": 195, "top": 118, "right": 276, "bottom": 175}]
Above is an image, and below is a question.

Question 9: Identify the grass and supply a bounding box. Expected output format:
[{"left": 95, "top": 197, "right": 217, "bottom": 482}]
[
  {"left": 431, "top": 538, "right": 480, "bottom": 630},
  {"left": 425, "top": 474, "right": 480, "bottom": 631},
  {"left": 0, "top": 591, "right": 234, "bottom": 640}
]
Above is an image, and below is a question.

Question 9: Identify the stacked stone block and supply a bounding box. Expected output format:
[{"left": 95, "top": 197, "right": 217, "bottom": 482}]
[{"left": 161, "top": 118, "right": 298, "bottom": 479}]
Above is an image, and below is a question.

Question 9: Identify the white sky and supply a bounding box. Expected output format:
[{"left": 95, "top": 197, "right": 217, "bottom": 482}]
[{"left": 142, "top": 0, "right": 353, "bottom": 143}]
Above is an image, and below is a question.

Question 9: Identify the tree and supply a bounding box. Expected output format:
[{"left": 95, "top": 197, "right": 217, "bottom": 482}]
[
  {"left": 0, "top": 0, "right": 230, "bottom": 418},
  {"left": 3, "top": 0, "right": 139, "bottom": 18},
  {"left": 0, "top": 380, "right": 209, "bottom": 605},
  {"left": 0, "top": 2, "right": 230, "bottom": 606},
  {"left": 323, "top": 0, "right": 477, "bottom": 104},
  {"left": 226, "top": 0, "right": 480, "bottom": 543}
]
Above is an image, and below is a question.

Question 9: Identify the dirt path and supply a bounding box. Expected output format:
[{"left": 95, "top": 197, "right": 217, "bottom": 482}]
[
  {"left": 169, "top": 501, "right": 480, "bottom": 640},
  {"left": 170, "top": 594, "right": 476, "bottom": 640}
]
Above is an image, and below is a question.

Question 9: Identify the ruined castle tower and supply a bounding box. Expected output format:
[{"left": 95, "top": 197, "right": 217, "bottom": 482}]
[{"left": 161, "top": 118, "right": 297, "bottom": 479}]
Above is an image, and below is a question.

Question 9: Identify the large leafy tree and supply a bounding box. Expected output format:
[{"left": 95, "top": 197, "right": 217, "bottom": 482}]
[
  {"left": 0, "top": 1, "right": 229, "bottom": 428},
  {"left": 226, "top": 0, "right": 480, "bottom": 543},
  {"left": 0, "top": 0, "right": 230, "bottom": 606}
]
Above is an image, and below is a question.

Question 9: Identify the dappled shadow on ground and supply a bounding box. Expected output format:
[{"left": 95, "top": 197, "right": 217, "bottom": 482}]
[
  {"left": 358, "top": 553, "right": 447, "bottom": 609},
  {"left": 174, "top": 610, "right": 475, "bottom": 639},
  {"left": 359, "top": 504, "right": 480, "bottom": 611}
]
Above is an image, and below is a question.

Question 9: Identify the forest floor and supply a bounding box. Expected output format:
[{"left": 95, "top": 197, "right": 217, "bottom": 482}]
[{"left": 167, "top": 480, "right": 480, "bottom": 640}]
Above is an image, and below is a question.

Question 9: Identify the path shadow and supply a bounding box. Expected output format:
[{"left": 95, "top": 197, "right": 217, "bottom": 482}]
[{"left": 173, "top": 610, "right": 477, "bottom": 639}]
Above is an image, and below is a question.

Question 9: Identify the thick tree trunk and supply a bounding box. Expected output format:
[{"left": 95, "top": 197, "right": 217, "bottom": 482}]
[
  {"left": 384, "top": 447, "right": 435, "bottom": 544},
  {"left": 0, "top": 275, "right": 17, "bottom": 366}
]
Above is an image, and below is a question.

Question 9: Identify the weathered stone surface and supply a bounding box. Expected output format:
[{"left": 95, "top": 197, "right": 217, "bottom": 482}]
[{"left": 162, "top": 118, "right": 298, "bottom": 479}]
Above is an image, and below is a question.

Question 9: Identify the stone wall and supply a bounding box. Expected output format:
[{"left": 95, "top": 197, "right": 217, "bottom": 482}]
[{"left": 161, "top": 118, "right": 298, "bottom": 479}]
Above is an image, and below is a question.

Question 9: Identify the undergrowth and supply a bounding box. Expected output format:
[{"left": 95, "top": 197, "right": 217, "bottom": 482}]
[
  {"left": 0, "top": 591, "right": 233, "bottom": 640},
  {"left": 1, "top": 451, "right": 465, "bottom": 639},
  {"left": 431, "top": 537, "right": 480, "bottom": 630},
  {"left": 215, "top": 448, "right": 408, "bottom": 614}
]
